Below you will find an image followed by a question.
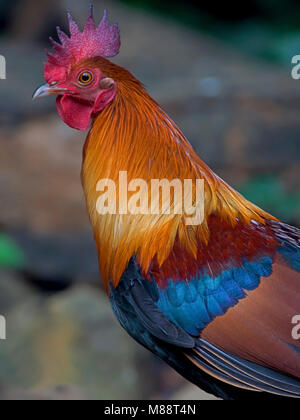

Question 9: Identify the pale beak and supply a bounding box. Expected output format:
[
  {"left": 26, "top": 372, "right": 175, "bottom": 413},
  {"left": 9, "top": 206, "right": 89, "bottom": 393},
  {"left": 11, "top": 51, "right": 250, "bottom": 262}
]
[{"left": 32, "top": 83, "right": 70, "bottom": 100}]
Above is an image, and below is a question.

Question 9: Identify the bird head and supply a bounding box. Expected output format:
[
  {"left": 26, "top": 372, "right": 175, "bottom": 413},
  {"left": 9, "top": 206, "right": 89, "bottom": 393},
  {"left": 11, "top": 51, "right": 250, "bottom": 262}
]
[{"left": 33, "top": 6, "right": 120, "bottom": 130}]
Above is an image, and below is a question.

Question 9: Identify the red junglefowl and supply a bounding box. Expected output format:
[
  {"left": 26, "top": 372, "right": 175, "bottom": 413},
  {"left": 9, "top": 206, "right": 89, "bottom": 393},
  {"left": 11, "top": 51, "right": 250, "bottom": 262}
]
[{"left": 33, "top": 7, "right": 300, "bottom": 400}]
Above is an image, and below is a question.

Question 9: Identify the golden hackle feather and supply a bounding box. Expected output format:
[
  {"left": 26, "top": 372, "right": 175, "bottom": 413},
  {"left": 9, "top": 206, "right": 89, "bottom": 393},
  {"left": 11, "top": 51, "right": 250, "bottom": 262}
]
[{"left": 81, "top": 57, "right": 275, "bottom": 291}]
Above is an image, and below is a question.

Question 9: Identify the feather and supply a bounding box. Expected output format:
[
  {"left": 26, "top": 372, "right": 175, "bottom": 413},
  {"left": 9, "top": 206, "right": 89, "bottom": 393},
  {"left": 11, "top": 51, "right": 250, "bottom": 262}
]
[
  {"left": 187, "top": 339, "right": 300, "bottom": 397},
  {"left": 81, "top": 59, "right": 275, "bottom": 290},
  {"left": 110, "top": 251, "right": 300, "bottom": 399}
]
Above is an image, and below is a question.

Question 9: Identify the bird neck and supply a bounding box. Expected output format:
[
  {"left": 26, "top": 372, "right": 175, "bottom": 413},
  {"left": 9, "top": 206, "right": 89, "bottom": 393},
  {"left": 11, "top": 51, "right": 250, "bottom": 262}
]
[{"left": 81, "top": 79, "right": 274, "bottom": 290}]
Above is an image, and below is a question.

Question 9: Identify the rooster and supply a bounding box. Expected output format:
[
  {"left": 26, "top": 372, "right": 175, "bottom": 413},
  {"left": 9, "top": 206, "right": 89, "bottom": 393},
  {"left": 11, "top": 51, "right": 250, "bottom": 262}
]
[{"left": 33, "top": 7, "right": 300, "bottom": 400}]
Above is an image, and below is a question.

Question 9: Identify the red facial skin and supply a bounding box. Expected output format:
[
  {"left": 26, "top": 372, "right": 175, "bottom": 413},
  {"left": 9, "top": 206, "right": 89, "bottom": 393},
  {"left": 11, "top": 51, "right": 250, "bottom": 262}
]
[{"left": 48, "top": 67, "right": 116, "bottom": 130}]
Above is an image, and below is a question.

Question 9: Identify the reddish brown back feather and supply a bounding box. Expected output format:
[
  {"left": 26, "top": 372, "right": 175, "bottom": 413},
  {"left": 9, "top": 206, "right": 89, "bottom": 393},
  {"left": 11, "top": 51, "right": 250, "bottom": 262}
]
[
  {"left": 201, "top": 261, "right": 300, "bottom": 379},
  {"left": 151, "top": 215, "right": 278, "bottom": 288}
]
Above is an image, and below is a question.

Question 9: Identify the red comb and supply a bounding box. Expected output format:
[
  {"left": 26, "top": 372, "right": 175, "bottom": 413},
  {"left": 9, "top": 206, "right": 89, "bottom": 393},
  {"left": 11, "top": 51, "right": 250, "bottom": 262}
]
[{"left": 45, "top": 6, "right": 120, "bottom": 74}]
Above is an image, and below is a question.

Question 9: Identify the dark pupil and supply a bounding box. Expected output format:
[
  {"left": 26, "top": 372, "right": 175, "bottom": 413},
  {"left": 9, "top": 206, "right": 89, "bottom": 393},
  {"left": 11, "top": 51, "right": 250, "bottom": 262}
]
[{"left": 81, "top": 73, "right": 90, "bottom": 82}]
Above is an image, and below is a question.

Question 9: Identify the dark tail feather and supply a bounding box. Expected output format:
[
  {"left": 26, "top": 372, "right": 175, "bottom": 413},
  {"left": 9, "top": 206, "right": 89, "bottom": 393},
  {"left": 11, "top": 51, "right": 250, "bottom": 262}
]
[{"left": 185, "top": 339, "right": 300, "bottom": 398}]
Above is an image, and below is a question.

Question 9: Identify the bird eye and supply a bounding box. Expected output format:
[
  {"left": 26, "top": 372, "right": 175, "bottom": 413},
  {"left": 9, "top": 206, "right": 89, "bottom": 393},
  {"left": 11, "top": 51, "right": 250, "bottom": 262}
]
[{"left": 78, "top": 71, "right": 93, "bottom": 85}]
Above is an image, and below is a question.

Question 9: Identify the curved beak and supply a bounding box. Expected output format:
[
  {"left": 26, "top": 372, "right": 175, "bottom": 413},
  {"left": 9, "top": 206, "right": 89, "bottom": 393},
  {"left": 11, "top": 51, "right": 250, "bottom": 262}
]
[{"left": 32, "top": 83, "right": 70, "bottom": 100}]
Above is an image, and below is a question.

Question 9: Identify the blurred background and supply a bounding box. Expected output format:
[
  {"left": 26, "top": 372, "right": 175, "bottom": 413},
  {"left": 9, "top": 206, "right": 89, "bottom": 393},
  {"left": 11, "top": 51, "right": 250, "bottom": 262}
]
[{"left": 0, "top": 0, "right": 299, "bottom": 400}]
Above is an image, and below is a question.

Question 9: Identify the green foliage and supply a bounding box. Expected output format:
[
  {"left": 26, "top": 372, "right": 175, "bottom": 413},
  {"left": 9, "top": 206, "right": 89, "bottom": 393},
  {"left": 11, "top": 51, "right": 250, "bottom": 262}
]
[
  {"left": 215, "top": 24, "right": 300, "bottom": 65},
  {"left": 0, "top": 234, "right": 26, "bottom": 269},
  {"left": 119, "top": 0, "right": 300, "bottom": 65},
  {"left": 240, "top": 176, "right": 300, "bottom": 222}
]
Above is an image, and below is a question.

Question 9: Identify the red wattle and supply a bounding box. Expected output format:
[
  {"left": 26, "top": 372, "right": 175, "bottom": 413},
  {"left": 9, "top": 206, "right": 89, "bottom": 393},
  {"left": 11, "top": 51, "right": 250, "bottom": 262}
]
[{"left": 56, "top": 96, "right": 93, "bottom": 131}]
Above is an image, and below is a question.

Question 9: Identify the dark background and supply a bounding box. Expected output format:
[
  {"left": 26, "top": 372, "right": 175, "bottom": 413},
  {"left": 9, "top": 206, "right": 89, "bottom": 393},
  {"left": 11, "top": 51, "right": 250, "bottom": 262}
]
[{"left": 0, "top": 0, "right": 299, "bottom": 400}]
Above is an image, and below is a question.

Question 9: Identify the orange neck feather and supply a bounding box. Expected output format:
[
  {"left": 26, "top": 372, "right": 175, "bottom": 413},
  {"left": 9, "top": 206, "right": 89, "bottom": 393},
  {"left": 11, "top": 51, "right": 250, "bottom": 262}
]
[{"left": 81, "top": 61, "right": 274, "bottom": 291}]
